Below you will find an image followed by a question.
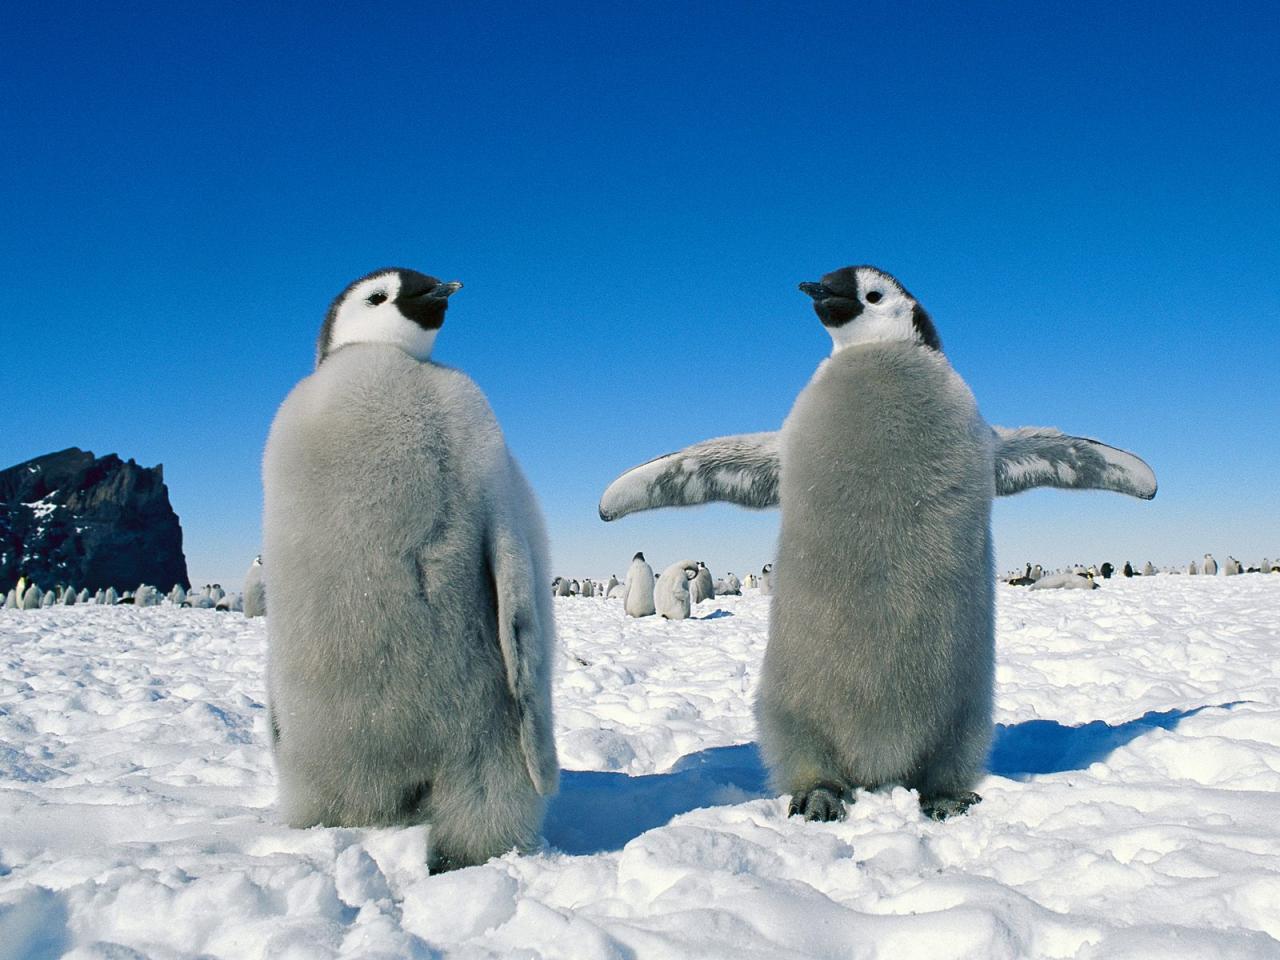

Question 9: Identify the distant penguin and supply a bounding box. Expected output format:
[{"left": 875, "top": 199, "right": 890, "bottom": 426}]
[
  {"left": 41, "top": 589, "right": 56, "bottom": 607},
  {"left": 1008, "top": 563, "right": 1034, "bottom": 586},
  {"left": 240, "top": 557, "right": 265, "bottom": 618},
  {"left": 555, "top": 577, "right": 572, "bottom": 598},
  {"left": 1031, "top": 572, "right": 1099, "bottom": 590},
  {"left": 1223, "top": 556, "right": 1241, "bottom": 576},
  {"left": 623, "top": 552, "right": 656, "bottom": 617},
  {"left": 76, "top": 588, "right": 89, "bottom": 603},
  {"left": 1100, "top": 562, "right": 1114, "bottom": 580},
  {"left": 62, "top": 588, "right": 76, "bottom": 605},
  {"left": 1203, "top": 553, "right": 1218, "bottom": 576},
  {"left": 690, "top": 562, "right": 715, "bottom": 603},
  {"left": 4, "top": 588, "right": 16, "bottom": 609},
  {"left": 1123, "top": 562, "right": 1135, "bottom": 578},
  {"left": 104, "top": 587, "right": 118, "bottom": 605},
  {"left": 1188, "top": 561, "right": 1198, "bottom": 575},
  {"left": 569, "top": 579, "right": 581, "bottom": 596},
  {"left": 21, "top": 584, "right": 41, "bottom": 610},
  {"left": 758, "top": 563, "right": 773, "bottom": 596},
  {"left": 654, "top": 560, "right": 699, "bottom": 620},
  {"left": 604, "top": 574, "right": 620, "bottom": 597},
  {"left": 1263, "top": 558, "right": 1272, "bottom": 575},
  {"left": 15, "top": 576, "right": 25, "bottom": 599},
  {"left": 743, "top": 573, "right": 757, "bottom": 589},
  {"left": 1142, "top": 561, "right": 1156, "bottom": 577},
  {"left": 724, "top": 572, "right": 741, "bottom": 594},
  {"left": 215, "top": 592, "right": 242, "bottom": 612},
  {"left": 169, "top": 584, "right": 187, "bottom": 605},
  {"left": 581, "top": 579, "right": 594, "bottom": 598},
  {"left": 263, "top": 266, "right": 557, "bottom": 872},
  {"left": 598, "top": 263, "right": 1157, "bottom": 822}
]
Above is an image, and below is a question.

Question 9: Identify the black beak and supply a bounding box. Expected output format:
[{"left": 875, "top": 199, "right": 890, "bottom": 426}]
[
  {"left": 400, "top": 280, "right": 463, "bottom": 302},
  {"left": 424, "top": 280, "right": 463, "bottom": 300},
  {"left": 798, "top": 281, "right": 832, "bottom": 301}
]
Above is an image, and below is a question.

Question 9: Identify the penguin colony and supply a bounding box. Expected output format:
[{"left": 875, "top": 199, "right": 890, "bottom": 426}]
[{"left": 600, "top": 264, "right": 1159, "bottom": 822}]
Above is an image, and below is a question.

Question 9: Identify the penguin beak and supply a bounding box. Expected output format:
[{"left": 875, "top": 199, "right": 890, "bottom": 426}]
[
  {"left": 798, "top": 281, "right": 832, "bottom": 301},
  {"left": 427, "top": 281, "right": 463, "bottom": 300}
]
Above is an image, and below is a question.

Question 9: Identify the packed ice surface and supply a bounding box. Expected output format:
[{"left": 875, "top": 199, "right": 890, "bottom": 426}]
[{"left": 2, "top": 576, "right": 1279, "bottom": 958}]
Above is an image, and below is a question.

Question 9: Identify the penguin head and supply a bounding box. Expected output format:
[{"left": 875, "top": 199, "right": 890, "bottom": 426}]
[
  {"left": 633, "top": 551, "right": 645, "bottom": 562},
  {"left": 317, "top": 267, "right": 463, "bottom": 365},
  {"left": 799, "top": 265, "right": 940, "bottom": 354}
]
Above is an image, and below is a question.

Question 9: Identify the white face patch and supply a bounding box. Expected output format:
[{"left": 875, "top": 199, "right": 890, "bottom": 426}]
[
  {"left": 327, "top": 272, "right": 440, "bottom": 362},
  {"left": 827, "top": 267, "right": 920, "bottom": 355}
]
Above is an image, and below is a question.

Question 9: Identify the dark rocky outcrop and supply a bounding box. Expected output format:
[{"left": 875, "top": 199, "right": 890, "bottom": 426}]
[{"left": 0, "top": 448, "right": 190, "bottom": 593}]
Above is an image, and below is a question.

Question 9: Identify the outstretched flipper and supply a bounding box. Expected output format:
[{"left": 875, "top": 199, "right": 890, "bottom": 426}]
[
  {"left": 992, "top": 427, "right": 1157, "bottom": 499},
  {"left": 487, "top": 458, "right": 559, "bottom": 796},
  {"left": 599, "top": 424, "right": 1156, "bottom": 519},
  {"left": 598, "top": 432, "right": 781, "bottom": 521}
]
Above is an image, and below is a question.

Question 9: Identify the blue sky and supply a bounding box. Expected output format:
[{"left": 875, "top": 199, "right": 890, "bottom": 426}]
[{"left": 2, "top": 1, "right": 1277, "bottom": 587}]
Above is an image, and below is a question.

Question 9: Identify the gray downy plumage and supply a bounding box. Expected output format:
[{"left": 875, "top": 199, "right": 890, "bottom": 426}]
[
  {"left": 243, "top": 557, "right": 266, "bottom": 618},
  {"left": 598, "top": 264, "right": 1158, "bottom": 822},
  {"left": 690, "top": 562, "right": 715, "bottom": 603},
  {"left": 263, "top": 267, "right": 557, "bottom": 872},
  {"left": 623, "top": 552, "right": 656, "bottom": 617},
  {"left": 654, "top": 560, "right": 699, "bottom": 620}
]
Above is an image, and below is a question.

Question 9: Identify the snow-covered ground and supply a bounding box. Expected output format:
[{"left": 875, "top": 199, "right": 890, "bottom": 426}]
[{"left": 2, "top": 576, "right": 1279, "bottom": 958}]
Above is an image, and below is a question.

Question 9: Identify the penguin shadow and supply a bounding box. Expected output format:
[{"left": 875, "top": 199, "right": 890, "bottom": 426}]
[
  {"left": 697, "top": 608, "right": 734, "bottom": 620},
  {"left": 988, "top": 701, "right": 1248, "bottom": 778},
  {"left": 544, "top": 743, "right": 768, "bottom": 855}
]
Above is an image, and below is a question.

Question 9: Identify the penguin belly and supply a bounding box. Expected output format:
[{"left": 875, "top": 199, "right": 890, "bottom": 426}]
[{"left": 758, "top": 342, "right": 995, "bottom": 799}]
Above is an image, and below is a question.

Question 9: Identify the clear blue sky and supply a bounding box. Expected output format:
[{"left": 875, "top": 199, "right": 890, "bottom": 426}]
[{"left": 3, "top": 1, "right": 1277, "bottom": 587}]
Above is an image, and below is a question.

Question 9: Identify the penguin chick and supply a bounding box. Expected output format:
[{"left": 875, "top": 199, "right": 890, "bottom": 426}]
[
  {"left": 623, "top": 552, "right": 656, "bottom": 617},
  {"left": 599, "top": 264, "right": 1158, "bottom": 824},
  {"left": 264, "top": 267, "right": 557, "bottom": 873},
  {"left": 654, "top": 560, "right": 699, "bottom": 620}
]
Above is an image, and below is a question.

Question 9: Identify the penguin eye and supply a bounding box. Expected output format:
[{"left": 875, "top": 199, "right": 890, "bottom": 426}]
[
  {"left": 366, "top": 291, "right": 388, "bottom": 306},
  {"left": 865, "top": 291, "right": 883, "bottom": 304}
]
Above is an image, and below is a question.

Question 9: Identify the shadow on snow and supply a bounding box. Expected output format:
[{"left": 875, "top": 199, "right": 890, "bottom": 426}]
[
  {"left": 545, "top": 743, "right": 768, "bottom": 855},
  {"left": 988, "top": 702, "right": 1246, "bottom": 779},
  {"left": 546, "top": 702, "right": 1246, "bottom": 854}
]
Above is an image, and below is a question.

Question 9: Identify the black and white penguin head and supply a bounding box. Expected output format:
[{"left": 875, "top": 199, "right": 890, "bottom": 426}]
[
  {"left": 633, "top": 552, "right": 646, "bottom": 562},
  {"left": 799, "top": 265, "right": 941, "bottom": 354},
  {"left": 317, "top": 267, "right": 462, "bottom": 365}
]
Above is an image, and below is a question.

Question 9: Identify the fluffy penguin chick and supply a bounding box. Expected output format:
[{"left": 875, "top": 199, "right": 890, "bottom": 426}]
[
  {"left": 623, "top": 552, "right": 656, "bottom": 617},
  {"left": 263, "top": 267, "right": 557, "bottom": 872},
  {"left": 599, "top": 264, "right": 1157, "bottom": 823},
  {"left": 654, "top": 560, "right": 699, "bottom": 619},
  {"left": 690, "top": 562, "right": 715, "bottom": 603},
  {"left": 243, "top": 556, "right": 266, "bottom": 618}
]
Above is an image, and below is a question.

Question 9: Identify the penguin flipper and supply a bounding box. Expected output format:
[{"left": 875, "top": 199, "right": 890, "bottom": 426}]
[
  {"left": 992, "top": 427, "right": 1157, "bottom": 499},
  {"left": 599, "top": 432, "right": 781, "bottom": 521},
  {"left": 487, "top": 470, "right": 559, "bottom": 796}
]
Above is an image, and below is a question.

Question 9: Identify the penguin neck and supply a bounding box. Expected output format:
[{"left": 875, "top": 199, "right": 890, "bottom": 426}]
[
  {"left": 827, "top": 312, "right": 921, "bottom": 355},
  {"left": 326, "top": 320, "right": 439, "bottom": 363}
]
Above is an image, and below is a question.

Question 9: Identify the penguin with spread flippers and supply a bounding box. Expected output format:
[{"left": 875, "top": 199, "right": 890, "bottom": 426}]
[
  {"left": 264, "top": 267, "right": 557, "bottom": 872},
  {"left": 599, "top": 264, "right": 1157, "bottom": 822}
]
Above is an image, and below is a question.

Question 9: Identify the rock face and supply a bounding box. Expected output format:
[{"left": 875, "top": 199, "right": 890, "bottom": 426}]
[{"left": 0, "top": 448, "right": 190, "bottom": 593}]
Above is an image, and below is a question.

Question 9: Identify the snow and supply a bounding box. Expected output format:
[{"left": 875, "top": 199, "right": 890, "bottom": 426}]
[{"left": 2, "top": 576, "right": 1279, "bottom": 958}]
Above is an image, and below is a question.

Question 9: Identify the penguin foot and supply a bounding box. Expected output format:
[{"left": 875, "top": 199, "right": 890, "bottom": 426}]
[
  {"left": 788, "top": 782, "right": 847, "bottom": 822},
  {"left": 427, "top": 850, "right": 467, "bottom": 874},
  {"left": 920, "top": 791, "right": 981, "bottom": 821}
]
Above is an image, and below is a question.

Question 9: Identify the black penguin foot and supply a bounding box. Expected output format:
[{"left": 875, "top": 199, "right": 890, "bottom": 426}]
[
  {"left": 920, "top": 791, "right": 982, "bottom": 821},
  {"left": 788, "top": 782, "right": 847, "bottom": 822}
]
